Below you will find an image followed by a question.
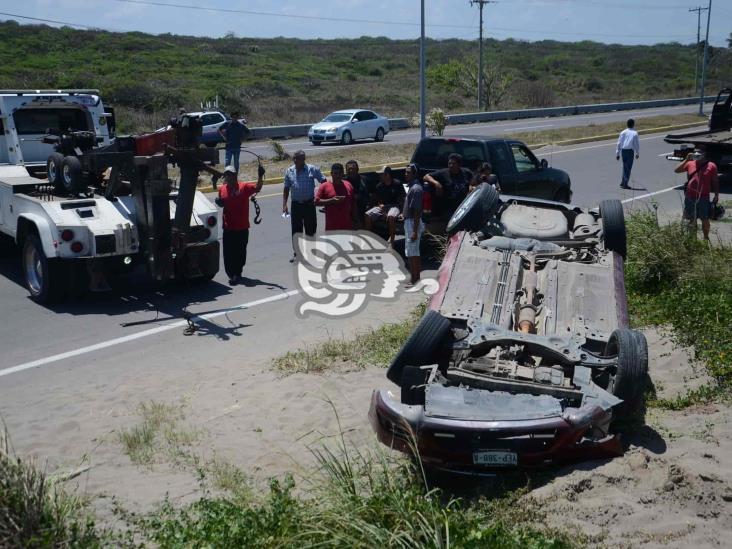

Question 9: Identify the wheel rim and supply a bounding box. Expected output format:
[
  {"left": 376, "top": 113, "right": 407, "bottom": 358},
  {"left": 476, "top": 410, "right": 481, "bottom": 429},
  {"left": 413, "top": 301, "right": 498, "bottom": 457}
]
[
  {"left": 24, "top": 244, "right": 43, "bottom": 295},
  {"left": 63, "top": 164, "right": 72, "bottom": 186},
  {"left": 48, "top": 161, "right": 57, "bottom": 182},
  {"left": 377, "top": 129, "right": 384, "bottom": 141},
  {"left": 343, "top": 132, "right": 351, "bottom": 144}
]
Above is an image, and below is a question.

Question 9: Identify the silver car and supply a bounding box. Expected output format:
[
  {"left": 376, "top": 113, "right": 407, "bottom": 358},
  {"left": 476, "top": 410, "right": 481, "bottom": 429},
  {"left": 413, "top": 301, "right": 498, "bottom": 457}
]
[{"left": 308, "top": 109, "right": 389, "bottom": 145}]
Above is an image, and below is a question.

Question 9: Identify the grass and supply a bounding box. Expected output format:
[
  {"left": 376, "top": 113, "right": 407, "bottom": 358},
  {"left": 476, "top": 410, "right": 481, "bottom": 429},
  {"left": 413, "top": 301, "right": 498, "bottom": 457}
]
[
  {"left": 222, "top": 113, "right": 705, "bottom": 183},
  {"left": 118, "top": 400, "right": 200, "bottom": 466},
  {"left": 273, "top": 303, "right": 426, "bottom": 374},
  {"left": 0, "top": 428, "right": 108, "bottom": 548},
  {"left": 625, "top": 211, "right": 732, "bottom": 409}
]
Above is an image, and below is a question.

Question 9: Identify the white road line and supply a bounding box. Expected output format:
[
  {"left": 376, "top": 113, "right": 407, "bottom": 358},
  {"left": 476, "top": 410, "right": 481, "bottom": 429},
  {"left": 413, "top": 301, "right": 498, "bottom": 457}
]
[
  {"left": 0, "top": 289, "right": 300, "bottom": 379},
  {"left": 620, "top": 184, "right": 683, "bottom": 204}
]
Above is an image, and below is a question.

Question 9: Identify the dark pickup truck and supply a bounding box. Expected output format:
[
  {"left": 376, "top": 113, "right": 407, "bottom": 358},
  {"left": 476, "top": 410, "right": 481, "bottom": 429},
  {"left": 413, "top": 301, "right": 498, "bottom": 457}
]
[{"left": 360, "top": 136, "right": 572, "bottom": 235}]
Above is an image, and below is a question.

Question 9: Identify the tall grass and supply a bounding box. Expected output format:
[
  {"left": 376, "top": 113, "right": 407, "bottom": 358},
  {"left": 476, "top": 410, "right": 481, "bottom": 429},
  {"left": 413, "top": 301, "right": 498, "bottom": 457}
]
[{"left": 625, "top": 212, "right": 732, "bottom": 406}]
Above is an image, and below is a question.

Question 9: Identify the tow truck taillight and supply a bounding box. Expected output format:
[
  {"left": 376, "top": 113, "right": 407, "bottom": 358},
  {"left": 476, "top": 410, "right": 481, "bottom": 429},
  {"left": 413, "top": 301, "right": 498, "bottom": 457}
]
[
  {"left": 207, "top": 216, "right": 217, "bottom": 227},
  {"left": 61, "top": 229, "right": 74, "bottom": 242},
  {"left": 71, "top": 242, "right": 83, "bottom": 253}
]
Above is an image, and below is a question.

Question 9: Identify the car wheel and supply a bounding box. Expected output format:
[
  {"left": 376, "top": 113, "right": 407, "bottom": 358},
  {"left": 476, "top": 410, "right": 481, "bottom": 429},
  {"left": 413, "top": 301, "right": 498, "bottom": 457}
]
[
  {"left": 375, "top": 127, "right": 385, "bottom": 142},
  {"left": 22, "top": 234, "right": 66, "bottom": 303},
  {"left": 61, "top": 156, "right": 83, "bottom": 194},
  {"left": 310, "top": 140, "right": 320, "bottom": 146},
  {"left": 341, "top": 131, "right": 352, "bottom": 145},
  {"left": 386, "top": 309, "right": 452, "bottom": 384},
  {"left": 46, "top": 153, "right": 65, "bottom": 191},
  {"left": 446, "top": 183, "right": 500, "bottom": 236},
  {"left": 605, "top": 328, "right": 649, "bottom": 425},
  {"left": 401, "top": 366, "right": 430, "bottom": 405},
  {"left": 599, "top": 199, "right": 626, "bottom": 259}
]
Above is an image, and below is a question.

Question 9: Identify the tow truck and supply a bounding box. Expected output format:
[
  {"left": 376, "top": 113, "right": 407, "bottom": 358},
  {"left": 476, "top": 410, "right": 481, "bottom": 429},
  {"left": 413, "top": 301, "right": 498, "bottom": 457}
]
[
  {"left": 0, "top": 90, "right": 221, "bottom": 303},
  {"left": 665, "top": 88, "right": 732, "bottom": 177}
]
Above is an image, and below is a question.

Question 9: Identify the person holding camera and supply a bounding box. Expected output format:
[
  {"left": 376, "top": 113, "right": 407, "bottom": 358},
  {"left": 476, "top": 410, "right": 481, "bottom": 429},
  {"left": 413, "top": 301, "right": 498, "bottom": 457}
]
[
  {"left": 674, "top": 146, "right": 719, "bottom": 240},
  {"left": 215, "top": 164, "right": 265, "bottom": 285}
]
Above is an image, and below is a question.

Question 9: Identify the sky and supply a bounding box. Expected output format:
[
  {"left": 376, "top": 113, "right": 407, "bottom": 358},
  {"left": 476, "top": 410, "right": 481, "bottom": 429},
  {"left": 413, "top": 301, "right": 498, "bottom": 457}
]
[{"left": 1, "top": 0, "right": 730, "bottom": 46}]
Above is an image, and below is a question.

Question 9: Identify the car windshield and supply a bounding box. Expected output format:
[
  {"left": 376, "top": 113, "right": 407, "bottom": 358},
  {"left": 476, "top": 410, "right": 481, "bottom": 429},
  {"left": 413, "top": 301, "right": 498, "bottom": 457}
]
[{"left": 322, "top": 113, "right": 352, "bottom": 122}]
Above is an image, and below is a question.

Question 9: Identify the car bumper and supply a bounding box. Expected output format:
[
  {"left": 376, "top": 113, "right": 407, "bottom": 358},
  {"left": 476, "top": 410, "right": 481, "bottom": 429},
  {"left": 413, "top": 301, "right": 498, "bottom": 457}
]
[
  {"left": 309, "top": 133, "right": 339, "bottom": 142},
  {"left": 369, "top": 390, "right": 622, "bottom": 472}
]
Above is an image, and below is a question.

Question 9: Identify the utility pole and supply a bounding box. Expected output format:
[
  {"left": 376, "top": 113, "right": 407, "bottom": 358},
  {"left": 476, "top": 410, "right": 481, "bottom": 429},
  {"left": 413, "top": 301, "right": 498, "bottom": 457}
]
[
  {"left": 689, "top": 6, "right": 708, "bottom": 93},
  {"left": 470, "top": 0, "right": 495, "bottom": 111},
  {"left": 420, "top": 0, "right": 426, "bottom": 139},
  {"left": 699, "top": 0, "right": 712, "bottom": 115}
]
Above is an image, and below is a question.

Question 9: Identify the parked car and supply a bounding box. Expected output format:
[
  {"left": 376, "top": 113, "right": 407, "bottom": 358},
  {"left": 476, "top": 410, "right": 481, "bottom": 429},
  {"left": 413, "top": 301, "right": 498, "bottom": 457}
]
[
  {"left": 308, "top": 109, "right": 389, "bottom": 145},
  {"left": 160, "top": 111, "right": 247, "bottom": 147},
  {"left": 369, "top": 186, "right": 648, "bottom": 472}
]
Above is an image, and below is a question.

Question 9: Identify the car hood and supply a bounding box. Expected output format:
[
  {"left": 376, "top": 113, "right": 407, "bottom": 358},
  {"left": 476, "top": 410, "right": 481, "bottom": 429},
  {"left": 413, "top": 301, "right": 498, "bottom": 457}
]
[{"left": 311, "top": 120, "right": 349, "bottom": 131}]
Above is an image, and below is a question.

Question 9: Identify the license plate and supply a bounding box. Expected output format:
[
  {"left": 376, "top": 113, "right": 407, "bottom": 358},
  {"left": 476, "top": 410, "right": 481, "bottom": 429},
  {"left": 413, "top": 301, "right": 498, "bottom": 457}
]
[{"left": 472, "top": 451, "right": 518, "bottom": 467}]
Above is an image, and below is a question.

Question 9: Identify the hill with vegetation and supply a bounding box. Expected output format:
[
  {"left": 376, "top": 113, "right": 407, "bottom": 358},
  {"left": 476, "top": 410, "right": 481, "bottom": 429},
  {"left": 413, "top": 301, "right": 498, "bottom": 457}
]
[{"left": 0, "top": 19, "right": 730, "bottom": 133}]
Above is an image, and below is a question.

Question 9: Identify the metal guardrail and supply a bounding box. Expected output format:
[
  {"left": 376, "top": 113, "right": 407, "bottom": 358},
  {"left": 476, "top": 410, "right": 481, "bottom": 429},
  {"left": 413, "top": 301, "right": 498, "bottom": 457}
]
[{"left": 248, "top": 96, "right": 714, "bottom": 141}]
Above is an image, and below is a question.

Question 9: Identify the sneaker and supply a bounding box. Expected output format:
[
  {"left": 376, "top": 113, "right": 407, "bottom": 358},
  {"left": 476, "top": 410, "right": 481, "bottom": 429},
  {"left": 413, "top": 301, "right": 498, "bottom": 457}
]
[{"left": 620, "top": 184, "right": 630, "bottom": 189}]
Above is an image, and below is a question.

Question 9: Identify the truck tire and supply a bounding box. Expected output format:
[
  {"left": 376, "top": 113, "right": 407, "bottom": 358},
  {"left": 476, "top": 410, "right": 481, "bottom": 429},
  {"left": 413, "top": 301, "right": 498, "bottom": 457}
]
[
  {"left": 341, "top": 131, "right": 353, "bottom": 145},
  {"left": 61, "top": 156, "right": 83, "bottom": 194},
  {"left": 600, "top": 199, "right": 626, "bottom": 259},
  {"left": 605, "top": 328, "right": 649, "bottom": 425},
  {"left": 46, "top": 153, "right": 65, "bottom": 191},
  {"left": 401, "top": 365, "right": 430, "bottom": 405},
  {"left": 446, "top": 182, "right": 500, "bottom": 235},
  {"left": 22, "top": 234, "right": 66, "bottom": 303},
  {"left": 386, "top": 309, "right": 452, "bottom": 384},
  {"left": 375, "top": 127, "right": 385, "bottom": 142}
]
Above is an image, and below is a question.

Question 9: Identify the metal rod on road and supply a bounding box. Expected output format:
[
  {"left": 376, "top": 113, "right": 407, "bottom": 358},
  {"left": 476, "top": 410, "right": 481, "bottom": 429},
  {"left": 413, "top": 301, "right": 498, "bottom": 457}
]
[
  {"left": 698, "top": 0, "right": 712, "bottom": 116},
  {"left": 420, "top": 0, "right": 426, "bottom": 139}
]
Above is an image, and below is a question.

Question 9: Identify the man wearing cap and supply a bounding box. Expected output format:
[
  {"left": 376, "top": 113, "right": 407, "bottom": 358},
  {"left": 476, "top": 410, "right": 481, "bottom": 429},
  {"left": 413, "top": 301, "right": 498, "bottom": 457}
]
[
  {"left": 283, "top": 150, "right": 327, "bottom": 260},
  {"left": 364, "top": 165, "right": 406, "bottom": 245},
  {"left": 674, "top": 146, "right": 720, "bottom": 240},
  {"left": 215, "top": 164, "right": 265, "bottom": 285}
]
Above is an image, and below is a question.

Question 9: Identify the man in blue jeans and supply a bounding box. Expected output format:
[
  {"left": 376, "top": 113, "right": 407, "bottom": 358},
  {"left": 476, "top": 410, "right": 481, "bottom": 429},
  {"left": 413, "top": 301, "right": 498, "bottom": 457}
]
[
  {"left": 218, "top": 111, "right": 249, "bottom": 174},
  {"left": 615, "top": 118, "right": 639, "bottom": 189}
]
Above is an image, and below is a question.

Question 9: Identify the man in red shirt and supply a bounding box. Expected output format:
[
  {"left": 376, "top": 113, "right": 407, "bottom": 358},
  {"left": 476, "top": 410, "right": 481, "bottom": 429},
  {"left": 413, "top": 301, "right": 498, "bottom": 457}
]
[
  {"left": 216, "top": 164, "right": 265, "bottom": 284},
  {"left": 315, "top": 163, "right": 356, "bottom": 231},
  {"left": 674, "top": 147, "right": 720, "bottom": 240}
]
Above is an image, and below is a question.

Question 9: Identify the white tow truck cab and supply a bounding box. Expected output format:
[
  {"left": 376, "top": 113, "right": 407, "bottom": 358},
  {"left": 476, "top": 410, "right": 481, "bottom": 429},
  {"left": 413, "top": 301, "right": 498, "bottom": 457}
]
[{"left": 0, "top": 90, "right": 220, "bottom": 303}]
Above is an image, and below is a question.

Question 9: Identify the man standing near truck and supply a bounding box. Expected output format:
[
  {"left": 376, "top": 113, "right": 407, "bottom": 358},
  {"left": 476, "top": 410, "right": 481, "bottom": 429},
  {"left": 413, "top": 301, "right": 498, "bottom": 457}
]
[
  {"left": 218, "top": 111, "right": 248, "bottom": 174},
  {"left": 403, "top": 163, "right": 424, "bottom": 286},
  {"left": 216, "top": 164, "right": 265, "bottom": 285},
  {"left": 283, "top": 150, "right": 327, "bottom": 261},
  {"left": 616, "top": 119, "right": 639, "bottom": 189},
  {"left": 674, "top": 146, "right": 720, "bottom": 240},
  {"left": 423, "top": 153, "right": 473, "bottom": 216},
  {"left": 315, "top": 163, "right": 356, "bottom": 230}
]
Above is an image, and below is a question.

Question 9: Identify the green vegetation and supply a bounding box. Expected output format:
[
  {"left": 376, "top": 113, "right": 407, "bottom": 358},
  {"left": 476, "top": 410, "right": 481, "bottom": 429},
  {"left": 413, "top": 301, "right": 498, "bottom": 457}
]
[
  {"left": 274, "top": 303, "right": 426, "bottom": 374},
  {"left": 625, "top": 212, "right": 732, "bottom": 408},
  {"left": 1, "top": 19, "right": 730, "bottom": 133}
]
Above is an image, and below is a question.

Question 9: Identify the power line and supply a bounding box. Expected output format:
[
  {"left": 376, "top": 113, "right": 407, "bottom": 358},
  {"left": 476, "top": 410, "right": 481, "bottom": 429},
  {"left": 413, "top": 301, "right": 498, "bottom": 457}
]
[
  {"left": 0, "top": 11, "right": 132, "bottom": 32},
  {"left": 510, "top": 0, "right": 693, "bottom": 9}
]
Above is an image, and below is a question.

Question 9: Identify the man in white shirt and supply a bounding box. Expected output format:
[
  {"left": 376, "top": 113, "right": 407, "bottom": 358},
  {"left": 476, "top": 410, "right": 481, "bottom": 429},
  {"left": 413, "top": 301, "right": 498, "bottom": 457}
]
[{"left": 616, "top": 119, "right": 640, "bottom": 189}]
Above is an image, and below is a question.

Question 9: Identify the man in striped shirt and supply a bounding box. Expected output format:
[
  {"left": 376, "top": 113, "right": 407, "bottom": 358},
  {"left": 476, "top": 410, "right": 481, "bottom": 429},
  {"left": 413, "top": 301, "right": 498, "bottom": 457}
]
[{"left": 283, "top": 150, "right": 326, "bottom": 261}]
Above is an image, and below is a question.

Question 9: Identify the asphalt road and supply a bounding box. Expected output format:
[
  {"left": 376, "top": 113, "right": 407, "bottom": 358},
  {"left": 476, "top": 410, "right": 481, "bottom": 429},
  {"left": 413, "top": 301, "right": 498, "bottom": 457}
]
[
  {"left": 231, "top": 103, "right": 705, "bottom": 161},
  {"left": 1, "top": 126, "right": 730, "bottom": 429}
]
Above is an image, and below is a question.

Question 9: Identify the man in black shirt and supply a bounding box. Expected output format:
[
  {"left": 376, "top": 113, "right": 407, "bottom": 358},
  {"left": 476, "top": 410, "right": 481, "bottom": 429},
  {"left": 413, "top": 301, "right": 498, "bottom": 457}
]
[
  {"left": 364, "top": 165, "right": 406, "bottom": 245},
  {"left": 423, "top": 153, "right": 473, "bottom": 217},
  {"left": 345, "top": 159, "right": 371, "bottom": 229}
]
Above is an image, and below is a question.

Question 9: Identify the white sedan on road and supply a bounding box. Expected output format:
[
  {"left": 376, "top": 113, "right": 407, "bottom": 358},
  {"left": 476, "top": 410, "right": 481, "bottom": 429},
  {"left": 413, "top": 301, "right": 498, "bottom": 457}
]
[{"left": 308, "top": 109, "right": 390, "bottom": 145}]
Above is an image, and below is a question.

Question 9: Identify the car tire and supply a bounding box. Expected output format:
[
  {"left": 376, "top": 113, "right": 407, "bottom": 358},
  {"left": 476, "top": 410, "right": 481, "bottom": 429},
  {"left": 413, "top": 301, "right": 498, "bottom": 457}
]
[
  {"left": 605, "top": 328, "right": 649, "bottom": 425},
  {"left": 386, "top": 309, "right": 452, "bottom": 384},
  {"left": 401, "top": 366, "right": 430, "bottom": 405},
  {"left": 22, "top": 234, "right": 66, "bottom": 304},
  {"left": 446, "top": 183, "right": 500, "bottom": 235},
  {"left": 61, "top": 156, "right": 83, "bottom": 194},
  {"left": 46, "top": 153, "right": 65, "bottom": 191},
  {"left": 600, "top": 199, "right": 627, "bottom": 259},
  {"left": 341, "top": 131, "right": 353, "bottom": 145},
  {"left": 375, "top": 127, "right": 385, "bottom": 142}
]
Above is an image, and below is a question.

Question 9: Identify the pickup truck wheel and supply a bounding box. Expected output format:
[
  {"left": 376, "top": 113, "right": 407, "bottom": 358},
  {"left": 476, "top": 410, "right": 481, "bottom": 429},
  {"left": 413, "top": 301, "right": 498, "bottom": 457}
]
[
  {"left": 340, "top": 131, "right": 353, "bottom": 145},
  {"left": 600, "top": 199, "right": 627, "bottom": 259},
  {"left": 386, "top": 309, "right": 451, "bottom": 384},
  {"left": 401, "top": 366, "right": 430, "bottom": 405},
  {"left": 375, "top": 127, "right": 385, "bottom": 142},
  {"left": 61, "top": 156, "right": 83, "bottom": 194},
  {"left": 22, "top": 234, "right": 65, "bottom": 303},
  {"left": 606, "top": 328, "right": 649, "bottom": 427},
  {"left": 446, "top": 182, "right": 500, "bottom": 235},
  {"left": 46, "top": 153, "right": 65, "bottom": 191}
]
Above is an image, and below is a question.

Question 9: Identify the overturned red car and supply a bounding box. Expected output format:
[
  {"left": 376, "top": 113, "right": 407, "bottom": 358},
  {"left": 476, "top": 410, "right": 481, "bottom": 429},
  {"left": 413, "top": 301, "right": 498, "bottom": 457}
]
[{"left": 370, "top": 185, "right": 648, "bottom": 472}]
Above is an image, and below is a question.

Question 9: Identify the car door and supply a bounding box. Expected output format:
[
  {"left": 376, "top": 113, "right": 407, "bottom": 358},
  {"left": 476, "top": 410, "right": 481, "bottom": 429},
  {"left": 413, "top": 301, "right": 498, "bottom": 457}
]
[
  {"left": 508, "top": 142, "right": 552, "bottom": 199},
  {"left": 363, "top": 110, "right": 378, "bottom": 137},
  {"left": 352, "top": 111, "right": 369, "bottom": 140},
  {"left": 487, "top": 142, "right": 519, "bottom": 194}
]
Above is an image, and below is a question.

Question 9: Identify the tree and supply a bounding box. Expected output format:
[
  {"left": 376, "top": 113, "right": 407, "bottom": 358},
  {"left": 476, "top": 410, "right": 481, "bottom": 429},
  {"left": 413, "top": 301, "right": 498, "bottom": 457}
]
[{"left": 427, "top": 58, "right": 512, "bottom": 110}]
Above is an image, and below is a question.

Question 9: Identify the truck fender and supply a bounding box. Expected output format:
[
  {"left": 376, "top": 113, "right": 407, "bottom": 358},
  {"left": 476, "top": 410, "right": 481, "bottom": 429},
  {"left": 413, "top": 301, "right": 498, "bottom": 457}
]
[{"left": 16, "top": 214, "right": 58, "bottom": 257}]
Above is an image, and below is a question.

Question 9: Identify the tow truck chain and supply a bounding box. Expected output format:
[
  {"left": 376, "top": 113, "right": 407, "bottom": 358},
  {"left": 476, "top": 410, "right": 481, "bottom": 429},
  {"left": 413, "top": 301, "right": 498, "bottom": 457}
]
[{"left": 251, "top": 195, "right": 262, "bottom": 224}]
